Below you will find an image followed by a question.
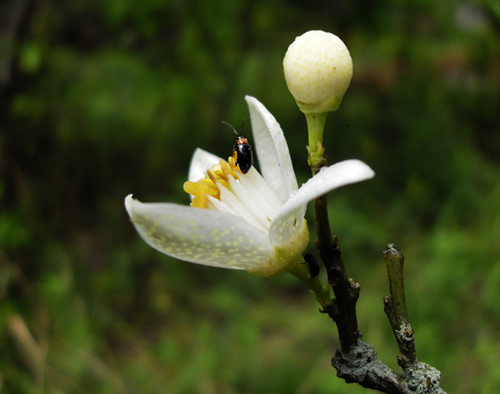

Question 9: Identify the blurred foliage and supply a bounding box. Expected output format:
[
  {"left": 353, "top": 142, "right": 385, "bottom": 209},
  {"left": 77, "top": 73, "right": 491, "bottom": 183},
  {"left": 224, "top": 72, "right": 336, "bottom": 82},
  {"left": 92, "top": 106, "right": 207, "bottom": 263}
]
[{"left": 1, "top": 0, "right": 499, "bottom": 393}]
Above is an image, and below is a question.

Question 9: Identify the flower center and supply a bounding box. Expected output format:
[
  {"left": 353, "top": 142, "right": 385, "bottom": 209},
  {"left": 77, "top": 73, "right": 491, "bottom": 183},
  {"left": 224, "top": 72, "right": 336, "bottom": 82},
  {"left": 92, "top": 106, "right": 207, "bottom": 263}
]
[
  {"left": 183, "top": 155, "right": 284, "bottom": 233},
  {"left": 183, "top": 155, "right": 241, "bottom": 209}
]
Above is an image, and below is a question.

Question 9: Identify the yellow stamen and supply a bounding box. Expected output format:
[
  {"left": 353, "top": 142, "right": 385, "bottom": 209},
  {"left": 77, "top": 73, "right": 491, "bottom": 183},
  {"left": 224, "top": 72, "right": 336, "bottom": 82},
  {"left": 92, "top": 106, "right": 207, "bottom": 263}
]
[
  {"left": 183, "top": 156, "right": 243, "bottom": 209},
  {"left": 228, "top": 154, "right": 244, "bottom": 176}
]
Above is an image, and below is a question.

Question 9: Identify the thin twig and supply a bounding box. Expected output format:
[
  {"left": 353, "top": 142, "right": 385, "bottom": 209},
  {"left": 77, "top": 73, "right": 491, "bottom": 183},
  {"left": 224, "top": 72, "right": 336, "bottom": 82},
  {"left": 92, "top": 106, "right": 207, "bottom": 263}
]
[
  {"left": 383, "top": 244, "right": 417, "bottom": 369},
  {"left": 309, "top": 138, "right": 362, "bottom": 353}
]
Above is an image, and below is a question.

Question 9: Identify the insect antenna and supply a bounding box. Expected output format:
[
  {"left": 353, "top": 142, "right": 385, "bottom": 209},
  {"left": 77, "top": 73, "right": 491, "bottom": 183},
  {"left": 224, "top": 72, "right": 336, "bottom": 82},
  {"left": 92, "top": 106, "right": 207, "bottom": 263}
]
[
  {"left": 222, "top": 114, "right": 251, "bottom": 136},
  {"left": 221, "top": 121, "right": 238, "bottom": 135},
  {"left": 239, "top": 114, "right": 251, "bottom": 134}
]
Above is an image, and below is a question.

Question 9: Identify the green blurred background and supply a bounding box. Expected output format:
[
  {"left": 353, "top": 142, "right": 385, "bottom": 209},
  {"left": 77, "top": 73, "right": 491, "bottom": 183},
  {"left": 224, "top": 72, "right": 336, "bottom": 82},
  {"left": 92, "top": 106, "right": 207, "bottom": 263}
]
[{"left": 1, "top": 0, "right": 499, "bottom": 393}]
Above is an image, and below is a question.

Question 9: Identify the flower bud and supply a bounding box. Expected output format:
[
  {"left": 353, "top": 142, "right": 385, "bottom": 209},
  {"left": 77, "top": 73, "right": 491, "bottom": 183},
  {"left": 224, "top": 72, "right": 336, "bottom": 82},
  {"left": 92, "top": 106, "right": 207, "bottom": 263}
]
[{"left": 283, "top": 30, "right": 353, "bottom": 114}]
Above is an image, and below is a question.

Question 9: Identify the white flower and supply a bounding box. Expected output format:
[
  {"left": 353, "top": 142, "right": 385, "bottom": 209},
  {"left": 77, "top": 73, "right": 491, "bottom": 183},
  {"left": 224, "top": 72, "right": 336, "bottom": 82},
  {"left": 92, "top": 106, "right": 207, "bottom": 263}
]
[
  {"left": 283, "top": 30, "right": 353, "bottom": 113},
  {"left": 125, "top": 96, "right": 374, "bottom": 277}
]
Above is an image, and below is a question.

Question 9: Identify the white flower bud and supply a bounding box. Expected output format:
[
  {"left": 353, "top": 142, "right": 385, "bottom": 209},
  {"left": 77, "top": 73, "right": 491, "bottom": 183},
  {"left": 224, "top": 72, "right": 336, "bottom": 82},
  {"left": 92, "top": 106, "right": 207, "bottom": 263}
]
[{"left": 283, "top": 30, "right": 353, "bottom": 113}]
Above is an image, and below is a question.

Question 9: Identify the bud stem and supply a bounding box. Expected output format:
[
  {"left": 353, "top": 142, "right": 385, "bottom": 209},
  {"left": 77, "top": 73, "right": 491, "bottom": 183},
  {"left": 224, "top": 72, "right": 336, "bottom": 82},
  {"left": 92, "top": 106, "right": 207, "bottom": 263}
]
[{"left": 306, "top": 112, "right": 329, "bottom": 170}]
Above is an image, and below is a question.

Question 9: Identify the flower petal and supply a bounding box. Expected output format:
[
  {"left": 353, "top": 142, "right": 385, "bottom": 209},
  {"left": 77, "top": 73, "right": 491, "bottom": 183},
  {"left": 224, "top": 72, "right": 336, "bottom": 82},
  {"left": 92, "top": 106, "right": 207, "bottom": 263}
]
[
  {"left": 245, "top": 96, "right": 298, "bottom": 203},
  {"left": 269, "top": 205, "right": 307, "bottom": 248},
  {"left": 269, "top": 159, "right": 374, "bottom": 246},
  {"left": 125, "top": 195, "right": 274, "bottom": 270},
  {"left": 188, "top": 148, "right": 221, "bottom": 183}
]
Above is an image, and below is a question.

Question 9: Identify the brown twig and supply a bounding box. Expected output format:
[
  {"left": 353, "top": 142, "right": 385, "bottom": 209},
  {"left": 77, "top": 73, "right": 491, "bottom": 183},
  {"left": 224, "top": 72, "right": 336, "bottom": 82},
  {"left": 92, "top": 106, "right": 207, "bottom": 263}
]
[
  {"left": 309, "top": 172, "right": 445, "bottom": 391},
  {"left": 306, "top": 116, "right": 445, "bottom": 392},
  {"left": 322, "top": 243, "right": 447, "bottom": 393},
  {"left": 310, "top": 141, "right": 362, "bottom": 354},
  {"left": 319, "top": 236, "right": 362, "bottom": 354}
]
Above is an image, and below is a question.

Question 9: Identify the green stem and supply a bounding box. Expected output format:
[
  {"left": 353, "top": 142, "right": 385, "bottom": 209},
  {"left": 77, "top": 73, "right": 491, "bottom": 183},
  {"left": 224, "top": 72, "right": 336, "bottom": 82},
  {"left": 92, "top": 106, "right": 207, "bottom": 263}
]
[
  {"left": 383, "top": 244, "right": 408, "bottom": 323},
  {"left": 286, "top": 262, "right": 332, "bottom": 309},
  {"left": 305, "top": 112, "right": 328, "bottom": 171},
  {"left": 383, "top": 244, "right": 417, "bottom": 368}
]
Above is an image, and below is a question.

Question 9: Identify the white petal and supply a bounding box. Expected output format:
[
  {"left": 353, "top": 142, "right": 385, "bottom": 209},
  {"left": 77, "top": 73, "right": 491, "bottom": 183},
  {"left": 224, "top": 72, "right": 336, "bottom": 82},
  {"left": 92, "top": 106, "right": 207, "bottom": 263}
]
[
  {"left": 245, "top": 96, "right": 298, "bottom": 203},
  {"left": 226, "top": 175, "right": 272, "bottom": 231},
  {"left": 125, "top": 195, "right": 274, "bottom": 270},
  {"left": 241, "top": 167, "right": 283, "bottom": 214},
  {"left": 216, "top": 181, "right": 269, "bottom": 233},
  {"left": 269, "top": 204, "right": 307, "bottom": 248},
  {"left": 270, "top": 159, "right": 374, "bottom": 246},
  {"left": 188, "top": 148, "right": 221, "bottom": 183},
  {"left": 206, "top": 195, "right": 238, "bottom": 216}
]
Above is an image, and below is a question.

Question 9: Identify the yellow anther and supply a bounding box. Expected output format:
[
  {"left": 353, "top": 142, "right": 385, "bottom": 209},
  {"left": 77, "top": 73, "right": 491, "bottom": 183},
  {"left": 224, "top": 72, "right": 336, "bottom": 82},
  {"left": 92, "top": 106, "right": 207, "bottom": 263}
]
[
  {"left": 207, "top": 168, "right": 230, "bottom": 190},
  {"left": 199, "top": 178, "right": 219, "bottom": 196},
  {"left": 206, "top": 169, "right": 217, "bottom": 184},
  {"left": 183, "top": 181, "right": 201, "bottom": 196},
  {"left": 228, "top": 154, "right": 243, "bottom": 176},
  {"left": 184, "top": 157, "right": 245, "bottom": 208}
]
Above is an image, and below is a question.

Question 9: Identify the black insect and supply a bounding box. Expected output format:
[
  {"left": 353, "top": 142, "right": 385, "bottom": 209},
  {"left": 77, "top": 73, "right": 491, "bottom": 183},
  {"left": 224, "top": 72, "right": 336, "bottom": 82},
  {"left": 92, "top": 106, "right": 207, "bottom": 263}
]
[
  {"left": 303, "top": 253, "right": 321, "bottom": 278},
  {"left": 222, "top": 114, "right": 253, "bottom": 174}
]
